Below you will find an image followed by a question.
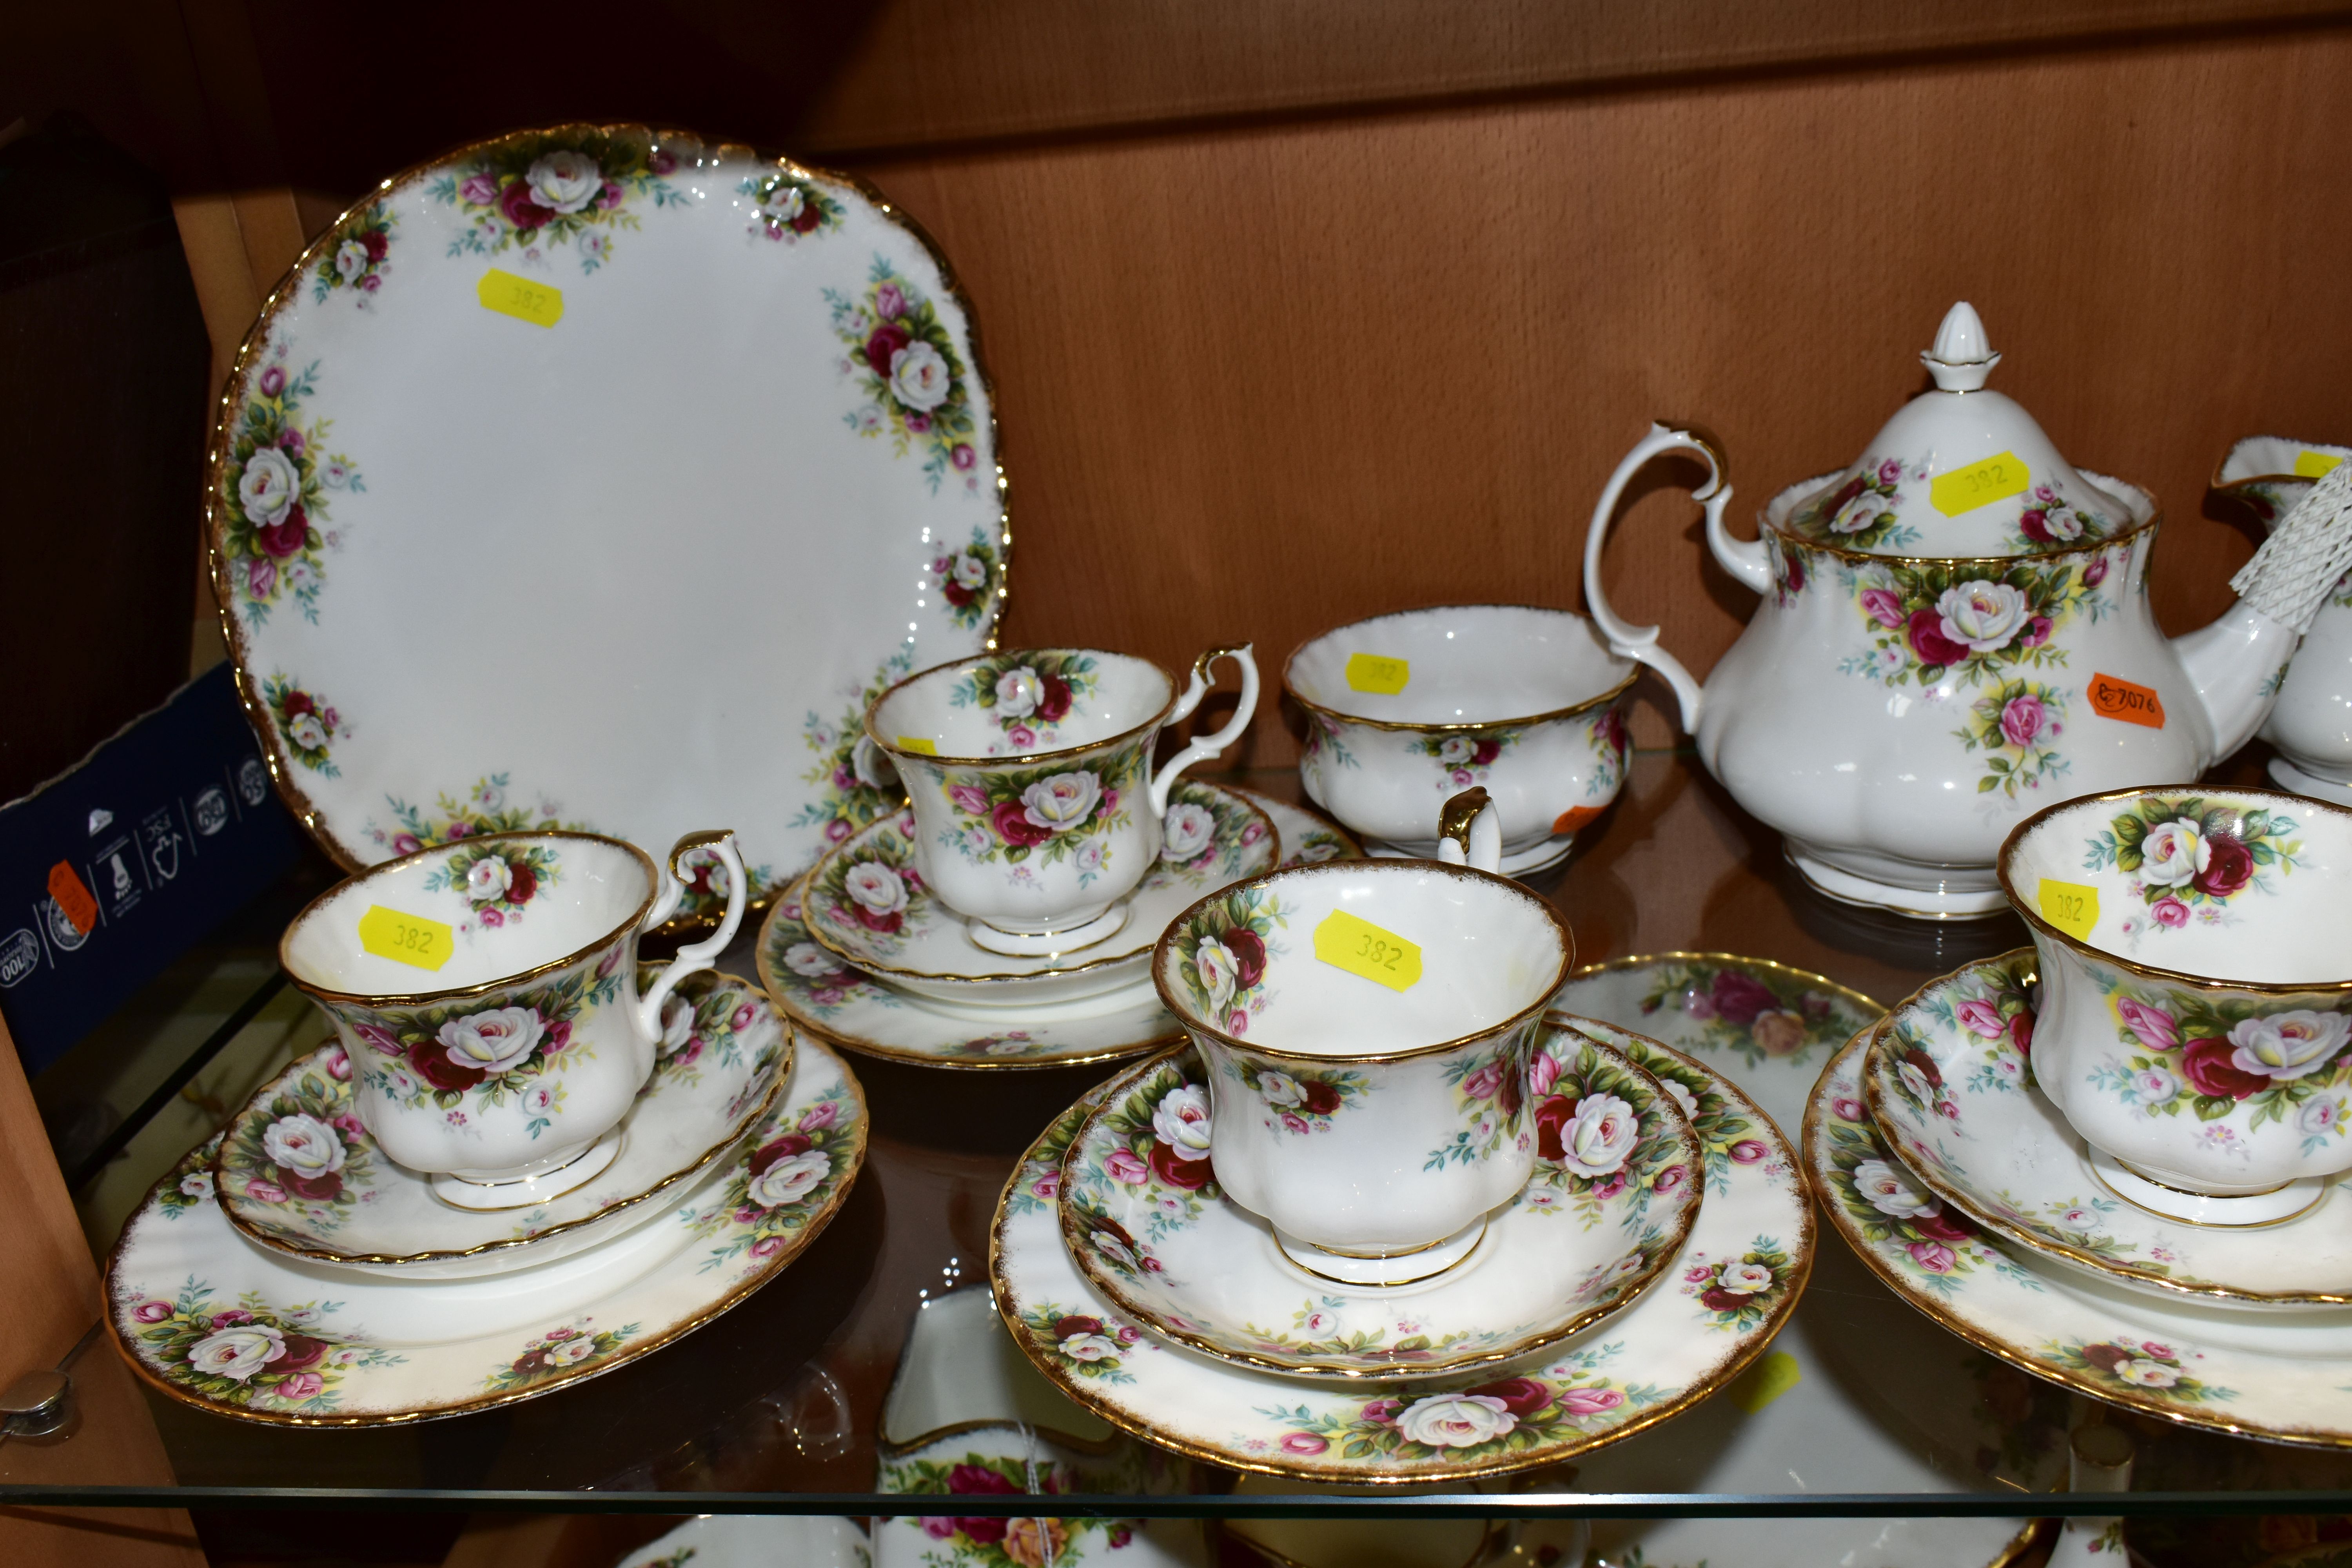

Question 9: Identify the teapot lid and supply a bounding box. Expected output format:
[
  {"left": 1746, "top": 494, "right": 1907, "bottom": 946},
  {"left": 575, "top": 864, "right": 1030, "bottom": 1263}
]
[{"left": 1776, "top": 302, "right": 2133, "bottom": 557}]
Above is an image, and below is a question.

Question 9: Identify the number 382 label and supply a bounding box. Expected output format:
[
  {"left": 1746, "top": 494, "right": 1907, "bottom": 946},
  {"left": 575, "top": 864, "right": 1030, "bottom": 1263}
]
[
  {"left": 1312, "top": 909, "right": 1423, "bottom": 992},
  {"left": 358, "top": 904, "right": 454, "bottom": 971}
]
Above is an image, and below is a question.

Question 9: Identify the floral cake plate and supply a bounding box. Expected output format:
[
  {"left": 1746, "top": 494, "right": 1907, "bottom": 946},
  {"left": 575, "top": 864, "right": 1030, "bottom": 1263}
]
[
  {"left": 990, "top": 1019, "right": 1811, "bottom": 1483},
  {"left": 207, "top": 124, "right": 1008, "bottom": 922},
  {"left": 107, "top": 1034, "right": 865, "bottom": 1425},
  {"left": 1809, "top": 1027, "right": 2352, "bottom": 1448},
  {"left": 802, "top": 782, "right": 1278, "bottom": 1005},
  {"left": 214, "top": 967, "right": 789, "bottom": 1278},
  {"left": 1863, "top": 951, "right": 2352, "bottom": 1307},
  {"left": 1056, "top": 1026, "right": 1701, "bottom": 1379}
]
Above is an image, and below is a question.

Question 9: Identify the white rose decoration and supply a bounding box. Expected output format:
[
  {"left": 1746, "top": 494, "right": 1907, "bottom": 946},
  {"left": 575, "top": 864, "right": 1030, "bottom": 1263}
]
[
  {"left": 660, "top": 993, "right": 697, "bottom": 1052},
  {"left": 2041, "top": 506, "right": 2085, "bottom": 541},
  {"left": 187, "top": 1325, "right": 287, "bottom": 1381},
  {"left": 953, "top": 553, "right": 989, "bottom": 592},
  {"left": 762, "top": 184, "right": 805, "bottom": 223},
  {"left": 1830, "top": 492, "right": 1886, "bottom": 534},
  {"left": 995, "top": 666, "right": 1044, "bottom": 719},
  {"left": 1395, "top": 1394, "right": 1516, "bottom": 1449},
  {"left": 180, "top": 1171, "right": 214, "bottom": 1200},
  {"left": 1256, "top": 1071, "right": 1304, "bottom": 1107},
  {"left": 287, "top": 712, "right": 330, "bottom": 752},
  {"left": 1935, "top": 580, "right": 2033, "bottom": 652},
  {"left": 1556, "top": 1093, "right": 1637, "bottom": 1178},
  {"left": 888, "top": 340, "right": 953, "bottom": 411},
  {"left": 1718, "top": 1261, "right": 1774, "bottom": 1294},
  {"left": 784, "top": 941, "right": 843, "bottom": 980},
  {"left": 1160, "top": 802, "right": 1216, "bottom": 862},
  {"left": 435, "top": 1005, "right": 545, "bottom": 1075},
  {"left": 547, "top": 1335, "right": 599, "bottom": 1367},
  {"left": 850, "top": 735, "right": 897, "bottom": 792},
  {"left": 2303, "top": 1096, "right": 2347, "bottom": 1136},
  {"left": 238, "top": 447, "right": 299, "bottom": 528},
  {"left": 1852, "top": 1158, "right": 1940, "bottom": 1220},
  {"left": 1151, "top": 1083, "right": 1213, "bottom": 1160},
  {"left": 2134, "top": 1068, "right": 2181, "bottom": 1103},
  {"left": 2229, "top": 1009, "right": 2352, "bottom": 1080},
  {"left": 334, "top": 239, "right": 368, "bottom": 282},
  {"left": 2138, "top": 819, "right": 2210, "bottom": 888},
  {"left": 524, "top": 149, "right": 603, "bottom": 214},
  {"left": 1060, "top": 1331, "right": 1123, "bottom": 1362},
  {"left": 1436, "top": 737, "right": 1477, "bottom": 766},
  {"left": 1022, "top": 771, "right": 1101, "bottom": 834},
  {"left": 841, "top": 860, "right": 910, "bottom": 919},
  {"left": 749, "top": 1149, "right": 831, "bottom": 1207},
  {"left": 465, "top": 856, "right": 512, "bottom": 904},
  {"left": 1662, "top": 1080, "right": 1698, "bottom": 1120},
  {"left": 1194, "top": 938, "right": 1237, "bottom": 1017},
  {"left": 261, "top": 1114, "right": 345, "bottom": 1180},
  {"left": 2113, "top": 1358, "right": 2180, "bottom": 1388}
]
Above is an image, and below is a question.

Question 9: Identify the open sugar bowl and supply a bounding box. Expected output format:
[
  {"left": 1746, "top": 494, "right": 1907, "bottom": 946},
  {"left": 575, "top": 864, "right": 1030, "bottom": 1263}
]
[
  {"left": 1999, "top": 786, "right": 2352, "bottom": 1223},
  {"left": 1286, "top": 605, "right": 1635, "bottom": 877},
  {"left": 1149, "top": 789, "right": 1574, "bottom": 1285}
]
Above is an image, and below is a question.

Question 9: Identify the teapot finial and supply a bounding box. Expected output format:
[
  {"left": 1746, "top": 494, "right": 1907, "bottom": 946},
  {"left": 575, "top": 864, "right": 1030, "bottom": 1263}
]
[{"left": 1921, "top": 300, "right": 2000, "bottom": 391}]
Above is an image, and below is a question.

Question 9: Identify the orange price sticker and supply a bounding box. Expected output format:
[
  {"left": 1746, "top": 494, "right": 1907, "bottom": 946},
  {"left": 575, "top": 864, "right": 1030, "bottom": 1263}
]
[
  {"left": 2295, "top": 450, "right": 2345, "bottom": 479},
  {"left": 46, "top": 862, "right": 96, "bottom": 934},
  {"left": 2088, "top": 673, "right": 2165, "bottom": 730}
]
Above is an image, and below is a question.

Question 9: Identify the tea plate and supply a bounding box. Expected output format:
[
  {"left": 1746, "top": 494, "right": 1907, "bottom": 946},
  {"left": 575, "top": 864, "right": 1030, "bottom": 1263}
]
[
  {"left": 208, "top": 124, "right": 1007, "bottom": 921},
  {"left": 758, "top": 793, "right": 1361, "bottom": 1069},
  {"left": 214, "top": 967, "right": 789, "bottom": 1277},
  {"left": 1808, "top": 1028, "right": 2352, "bottom": 1448},
  {"left": 1057, "top": 1026, "right": 1701, "bottom": 1379},
  {"left": 107, "top": 1034, "right": 865, "bottom": 1425},
  {"left": 804, "top": 782, "right": 1278, "bottom": 1004},
  {"left": 991, "top": 1018, "right": 1811, "bottom": 1483},
  {"left": 1862, "top": 951, "right": 2352, "bottom": 1306}
]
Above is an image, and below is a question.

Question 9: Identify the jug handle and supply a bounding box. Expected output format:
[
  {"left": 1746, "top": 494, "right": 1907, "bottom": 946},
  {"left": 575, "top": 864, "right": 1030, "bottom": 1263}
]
[{"left": 1579, "top": 422, "right": 1750, "bottom": 734}]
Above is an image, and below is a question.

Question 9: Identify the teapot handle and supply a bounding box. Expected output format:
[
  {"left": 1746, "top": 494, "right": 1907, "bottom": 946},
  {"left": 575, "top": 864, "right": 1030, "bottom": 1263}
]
[{"left": 1579, "top": 422, "right": 1750, "bottom": 735}]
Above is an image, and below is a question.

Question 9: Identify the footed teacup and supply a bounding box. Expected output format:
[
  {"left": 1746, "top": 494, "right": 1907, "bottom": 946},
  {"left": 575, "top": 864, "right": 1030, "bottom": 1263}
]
[
  {"left": 1150, "top": 790, "right": 1574, "bottom": 1284},
  {"left": 281, "top": 828, "right": 746, "bottom": 1207},
  {"left": 1287, "top": 605, "right": 1635, "bottom": 875},
  {"left": 1999, "top": 787, "right": 2352, "bottom": 1221}
]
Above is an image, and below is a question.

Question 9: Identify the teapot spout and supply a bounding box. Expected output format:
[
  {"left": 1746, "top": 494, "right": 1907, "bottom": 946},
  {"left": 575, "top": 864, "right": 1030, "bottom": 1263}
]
[{"left": 2171, "top": 602, "right": 2298, "bottom": 761}]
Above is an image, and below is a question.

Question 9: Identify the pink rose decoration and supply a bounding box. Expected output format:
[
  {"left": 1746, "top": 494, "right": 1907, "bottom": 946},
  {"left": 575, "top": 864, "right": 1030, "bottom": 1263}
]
[
  {"left": 1907, "top": 1241, "right": 1957, "bottom": 1273},
  {"left": 391, "top": 833, "right": 421, "bottom": 855},
  {"left": 2021, "top": 615, "right": 2053, "bottom": 648},
  {"left": 1558, "top": 1386, "right": 1625, "bottom": 1416},
  {"left": 1730, "top": 1139, "right": 1769, "bottom": 1164},
  {"left": 1999, "top": 693, "right": 2046, "bottom": 748},
  {"left": 731, "top": 1003, "right": 759, "bottom": 1031},
  {"left": 1362, "top": 1398, "right": 1404, "bottom": 1424},
  {"left": 1279, "top": 1432, "right": 1328, "bottom": 1454},
  {"left": 949, "top": 784, "right": 990, "bottom": 814},
  {"left": 245, "top": 1181, "right": 286, "bottom": 1203},
  {"left": 326, "top": 1048, "right": 352, "bottom": 1081},
  {"left": 278, "top": 1372, "right": 324, "bottom": 1399},
  {"left": 1105, "top": 1148, "right": 1149, "bottom": 1185},
  {"left": 1527, "top": 1052, "right": 1562, "bottom": 1096},
  {"left": 1030, "top": 1171, "right": 1060, "bottom": 1200},
  {"left": 1281, "top": 1112, "right": 1309, "bottom": 1134},
  {"left": 876, "top": 283, "right": 907, "bottom": 319},
  {"left": 212, "top": 1310, "right": 254, "bottom": 1327},
  {"left": 135, "top": 1301, "right": 173, "bottom": 1323},
  {"left": 1956, "top": 999, "right": 2006, "bottom": 1039},
  {"left": 799, "top": 1101, "right": 839, "bottom": 1132},
  {"left": 1833, "top": 1096, "right": 1866, "bottom": 1121},
  {"left": 2153, "top": 896, "right": 2190, "bottom": 927},
  {"left": 2116, "top": 997, "right": 2179, "bottom": 1052},
  {"left": 258, "top": 366, "right": 286, "bottom": 397},
  {"left": 1227, "top": 1009, "right": 1250, "bottom": 1035},
  {"left": 750, "top": 1235, "right": 786, "bottom": 1258},
  {"left": 1860, "top": 587, "right": 1905, "bottom": 629},
  {"left": 1461, "top": 1064, "right": 1504, "bottom": 1100},
  {"left": 2084, "top": 554, "right": 2110, "bottom": 587},
  {"left": 247, "top": 559, "right": 276, "bottom": 599},
  {"left": 460, "top": 172, "right": 499, "bottom": 204},
  {"left": 952, "top": 443, "right": 977, "bottom": 471}
]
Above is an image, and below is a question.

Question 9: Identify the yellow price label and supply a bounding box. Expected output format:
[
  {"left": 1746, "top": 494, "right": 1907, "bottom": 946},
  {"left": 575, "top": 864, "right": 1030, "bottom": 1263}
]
[
  {"left": 1344, "top": 653, "right": 1411, "bottom": 695},
  {"left": 2038, "top": 878, "right": 2100, "bottom": 941},
  {"left": 1312, "top": 909, "right": 1422, "bottom": 992},
  {"left": 357, "top": 904, "right": 454, "bottom": 971},
  {"left": 477, "top": 268, "right": 564, "bottom": 328},
  {"left": 1729, "top": 1351, "right": 1802, "bottom": 1414},
  {"left": 895, "top": 735, "right": 937, "bottom": 755},
  {"left": 2296, "top": 450, "right": 2346, "bottom": 479},
  {"left": 1929, "top": 450, "right": 2030, "bottom": 516}
]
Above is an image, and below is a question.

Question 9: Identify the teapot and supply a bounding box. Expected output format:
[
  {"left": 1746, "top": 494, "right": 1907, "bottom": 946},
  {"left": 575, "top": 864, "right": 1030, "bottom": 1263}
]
[{"left": 1580, "top": 302, "right": 2299, "bottom": 918}]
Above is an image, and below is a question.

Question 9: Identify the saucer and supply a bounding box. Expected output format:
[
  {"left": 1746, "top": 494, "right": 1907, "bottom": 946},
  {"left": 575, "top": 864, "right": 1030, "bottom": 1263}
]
[
  {"left": 1862, "top": 951, "right": 2352, "bottom": 1306},
  {"left": 1056, "top": 1025, "right": 1701, "bottom": 1379},
  {"left": 991, "top": 1020, "right": 1811, "bottom": 1483},
  {"left": 108, "top": 1034, "right": 865, "bottom": 1425},
  {"left": 1807, "top": 1027, "right": 2352, "bottom": 1448},
  {"left": 757, "top": 793, "right": 1362, "bottom": 1069},
  {"left": 1370, "top": 833, "right": 1575, "bottom": 878},
  {"left": 1550, "top": 951, "right": 1884, "bottom": 1134},
  {"left": 803, "top": 782, "right": 1278, "bottom": 1005},
  {"left": 215, "top": 967, "right": 790, "bottom": 1277}
]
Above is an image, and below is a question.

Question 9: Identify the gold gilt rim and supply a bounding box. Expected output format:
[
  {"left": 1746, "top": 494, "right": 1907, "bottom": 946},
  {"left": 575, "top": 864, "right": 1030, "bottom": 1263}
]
[
  {"left": 1996, "top": 785, "right": 2352, "bottom": 993},
  {"left": 867, "top": 648, "right": 1187, "bottom": 770},
  {"left": 1759, "top": 468, "right": 2163, "bottom": 568},
  {"left": 2208, "top": 435, "right": 2348, "bottom": 495},
  {"left": 205, "top": 122, "right": 1013, "bottom": 882},
  {"left": 1860, "top": 984, "right": 2352, "bottom": 1306},
  {"left": 1562, "top": 950, "right": 1886, "bottom": 1021},
  {"left": 279, "top": 829, "right": 659, "bottom": 1009},
  {"left": 986, "top": 1034, "right": 1813, "bottom": 1486},
  {"left": 802, "top": 787, "right": 1280, "bottom": 987},
  {"left": 755, "top": 879, "right": 1183, "bottom": 1073},
  {"left": 1803, "top": 1027, "right": 2352, "bottom": 1452},
  {"left": 1052, "top": 1034, "right": 1705, "bottom": 1380},
  {"left": 1149, "top": 858, "right": 1575, "bottom": 1065},
  {"left": 105, "top": 1025, "right": 870, "bottom": 1428},
  {"left": 1282, "top": 603, "right": 1638, "bottom": 735},
  {"left": 213, "top": 992, "right": 793, "bottom": 1268}
]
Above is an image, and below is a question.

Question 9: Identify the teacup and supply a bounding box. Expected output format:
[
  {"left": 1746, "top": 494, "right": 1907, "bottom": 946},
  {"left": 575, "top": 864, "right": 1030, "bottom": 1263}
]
[
  {"left": 1150, "top": 789, "right": 1574, "bottom": 1284},
  {"left": 280, "top": 828, "right": 747, "bottom": 1208},
  {"left": 869, "top": 645, "right": 1259, "bottom": 956},
  {"left": 1999, "top": 786, "right": 2352, "bottom": 1221},
  {"left": 1287, "top": 605, "right": 1636, "bottom": 875}
]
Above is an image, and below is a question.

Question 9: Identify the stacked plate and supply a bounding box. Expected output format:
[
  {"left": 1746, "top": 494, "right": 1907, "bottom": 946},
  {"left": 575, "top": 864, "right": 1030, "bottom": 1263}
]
[
  {"left": 105, "top": 968, "right": 868, "bottom": 1424},
  {"left": 756, "top": 788, "right": 1365, "bottom": 1070}
]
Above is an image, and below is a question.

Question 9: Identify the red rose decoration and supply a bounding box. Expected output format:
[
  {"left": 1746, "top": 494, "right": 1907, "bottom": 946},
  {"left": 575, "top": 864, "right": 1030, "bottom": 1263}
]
[
  {"left": 1472, "top": 738, "right": 1502, "bottom": 766},
  {"left": 1910, "top": 1208, "right": 1975, "bottom": 1243},
  {"left": 2080, "top": 1342, "right": 2129, "bottom": 1374},
  {"left": 2181, "top": 1037, "right": 2265, "bottom": 1100},
  {"left": 505, "top": 862, "right": 537, "bottom": 904},
  {"left": 1710, "top": 970, "right": 1778, "bottom": 1026},
  {"left": 1301, "top": 1078, "right": 1341, "bottom": 1115},
  {"left": 855, "top": 904, "right": 904, "bottom": 935},
  {"left": 865, "top": 323, "right": 912, "bottom": 377},
  {"left": 1149, "top": 1139, "right": 1213, "bottom": 1189},
  {"left": 497, "top": 179, "right": 554, "bottom": 232},
  {"left": 1091, "top": 1216, "right": 1138, "bottom": 1252},
  {"left": 1700, "top": 1287, "right": 1748, "bottom": 1312},
  {"left": 274, "top": 1334, "right": 328, "bottom": 1371},
  {"left": 279, "top": 1169, "right": 343, "bottom": 1203},
  {"left": 258, "top": 506, "right": 310, "bottom": 559},
  {"left": 541, "top": 1020, "right": 572, "bottom": 1054},
  {"left": 1051, "top": 1316, "right": 1102, "bottom": 1341},
  {"left": 1906, "top": 608, "right": 1972, "bottom": 669},
  {"left": 1038, "top": 675, "right": 1073, "bottom": 723},
  {"left": 283, "top": 691, "right": 314, "bottom": 717},
  {"left": 1824, "top": 475, "right": 1866, "bottom": 515},
  {"left": 949, "top": 1462, "right": 1018, "bottom": 1495},
  {"left": 791, "top": 203, "right": 821, "bottom": 234},
  {"left": 1226, "top": 928, "right": 1268, "bottom": 990},
  {"left": 1497, "top": 1056, "right": 1524, "bottom": 1119},
  {"left": 360, "top": 229, "right": 388, "bottom": 261},
  {"left": 943, "top": 580, "right": 975, "bottom": 608},
  {"left": 2193, "top": 833, "right": 2254, "bottom": 899},
  {"left": 410, "top": 1041, "right": 487, "bottom": 1092},
  {"left": 1784, "top": 552, "right": 1806, "bottom": 594},
  {"left": 1902, "top": 1046, "right": 1944, "bottom": 1089},
  {"left": 1533, "top": 1094, "right": 1577, "bottom": 1161},
  {"left": 1463, "top": 1377, "right": 1550, "bottom": 1416},
  {"left": 991, "top": 799, "right": 1050, "bottom": 848},
  {"left": 2019, "top": 508, "right": 2052, "bottom": 543},
  {"left": 2009, "top": 1011, "right": 2034, "bottom": 1057},
  {"left": 749, "top": 1133, "right": 814, "bottom": 1178}
]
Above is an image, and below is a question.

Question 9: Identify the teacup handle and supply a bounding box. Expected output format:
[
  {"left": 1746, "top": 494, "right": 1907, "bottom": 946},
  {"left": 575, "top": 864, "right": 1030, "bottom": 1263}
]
[
  {"left": 632, "top": 829, "right": 748, "bottom": 1038},
  {"left": 1435, "top": 788, "right": 1503, "bottom": 874},
  {"left": 1147, "top": 644, "right": 1261, "bottom": 817},
  {"left": 1580, "top": 421, "right": 1746, "bottom": 734}
]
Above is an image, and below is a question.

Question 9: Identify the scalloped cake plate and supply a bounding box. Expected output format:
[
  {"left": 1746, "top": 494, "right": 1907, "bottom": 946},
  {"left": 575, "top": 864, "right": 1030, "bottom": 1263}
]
[
  {"left": 990, "top": 1018, "right": 1811, "bottom": 1484},
  {"left": 208, "top": 124, "right": 1007, "bottom": 918},
  {"left": 107, "top": 1034, "right": 866, "bottom": 1426}
]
